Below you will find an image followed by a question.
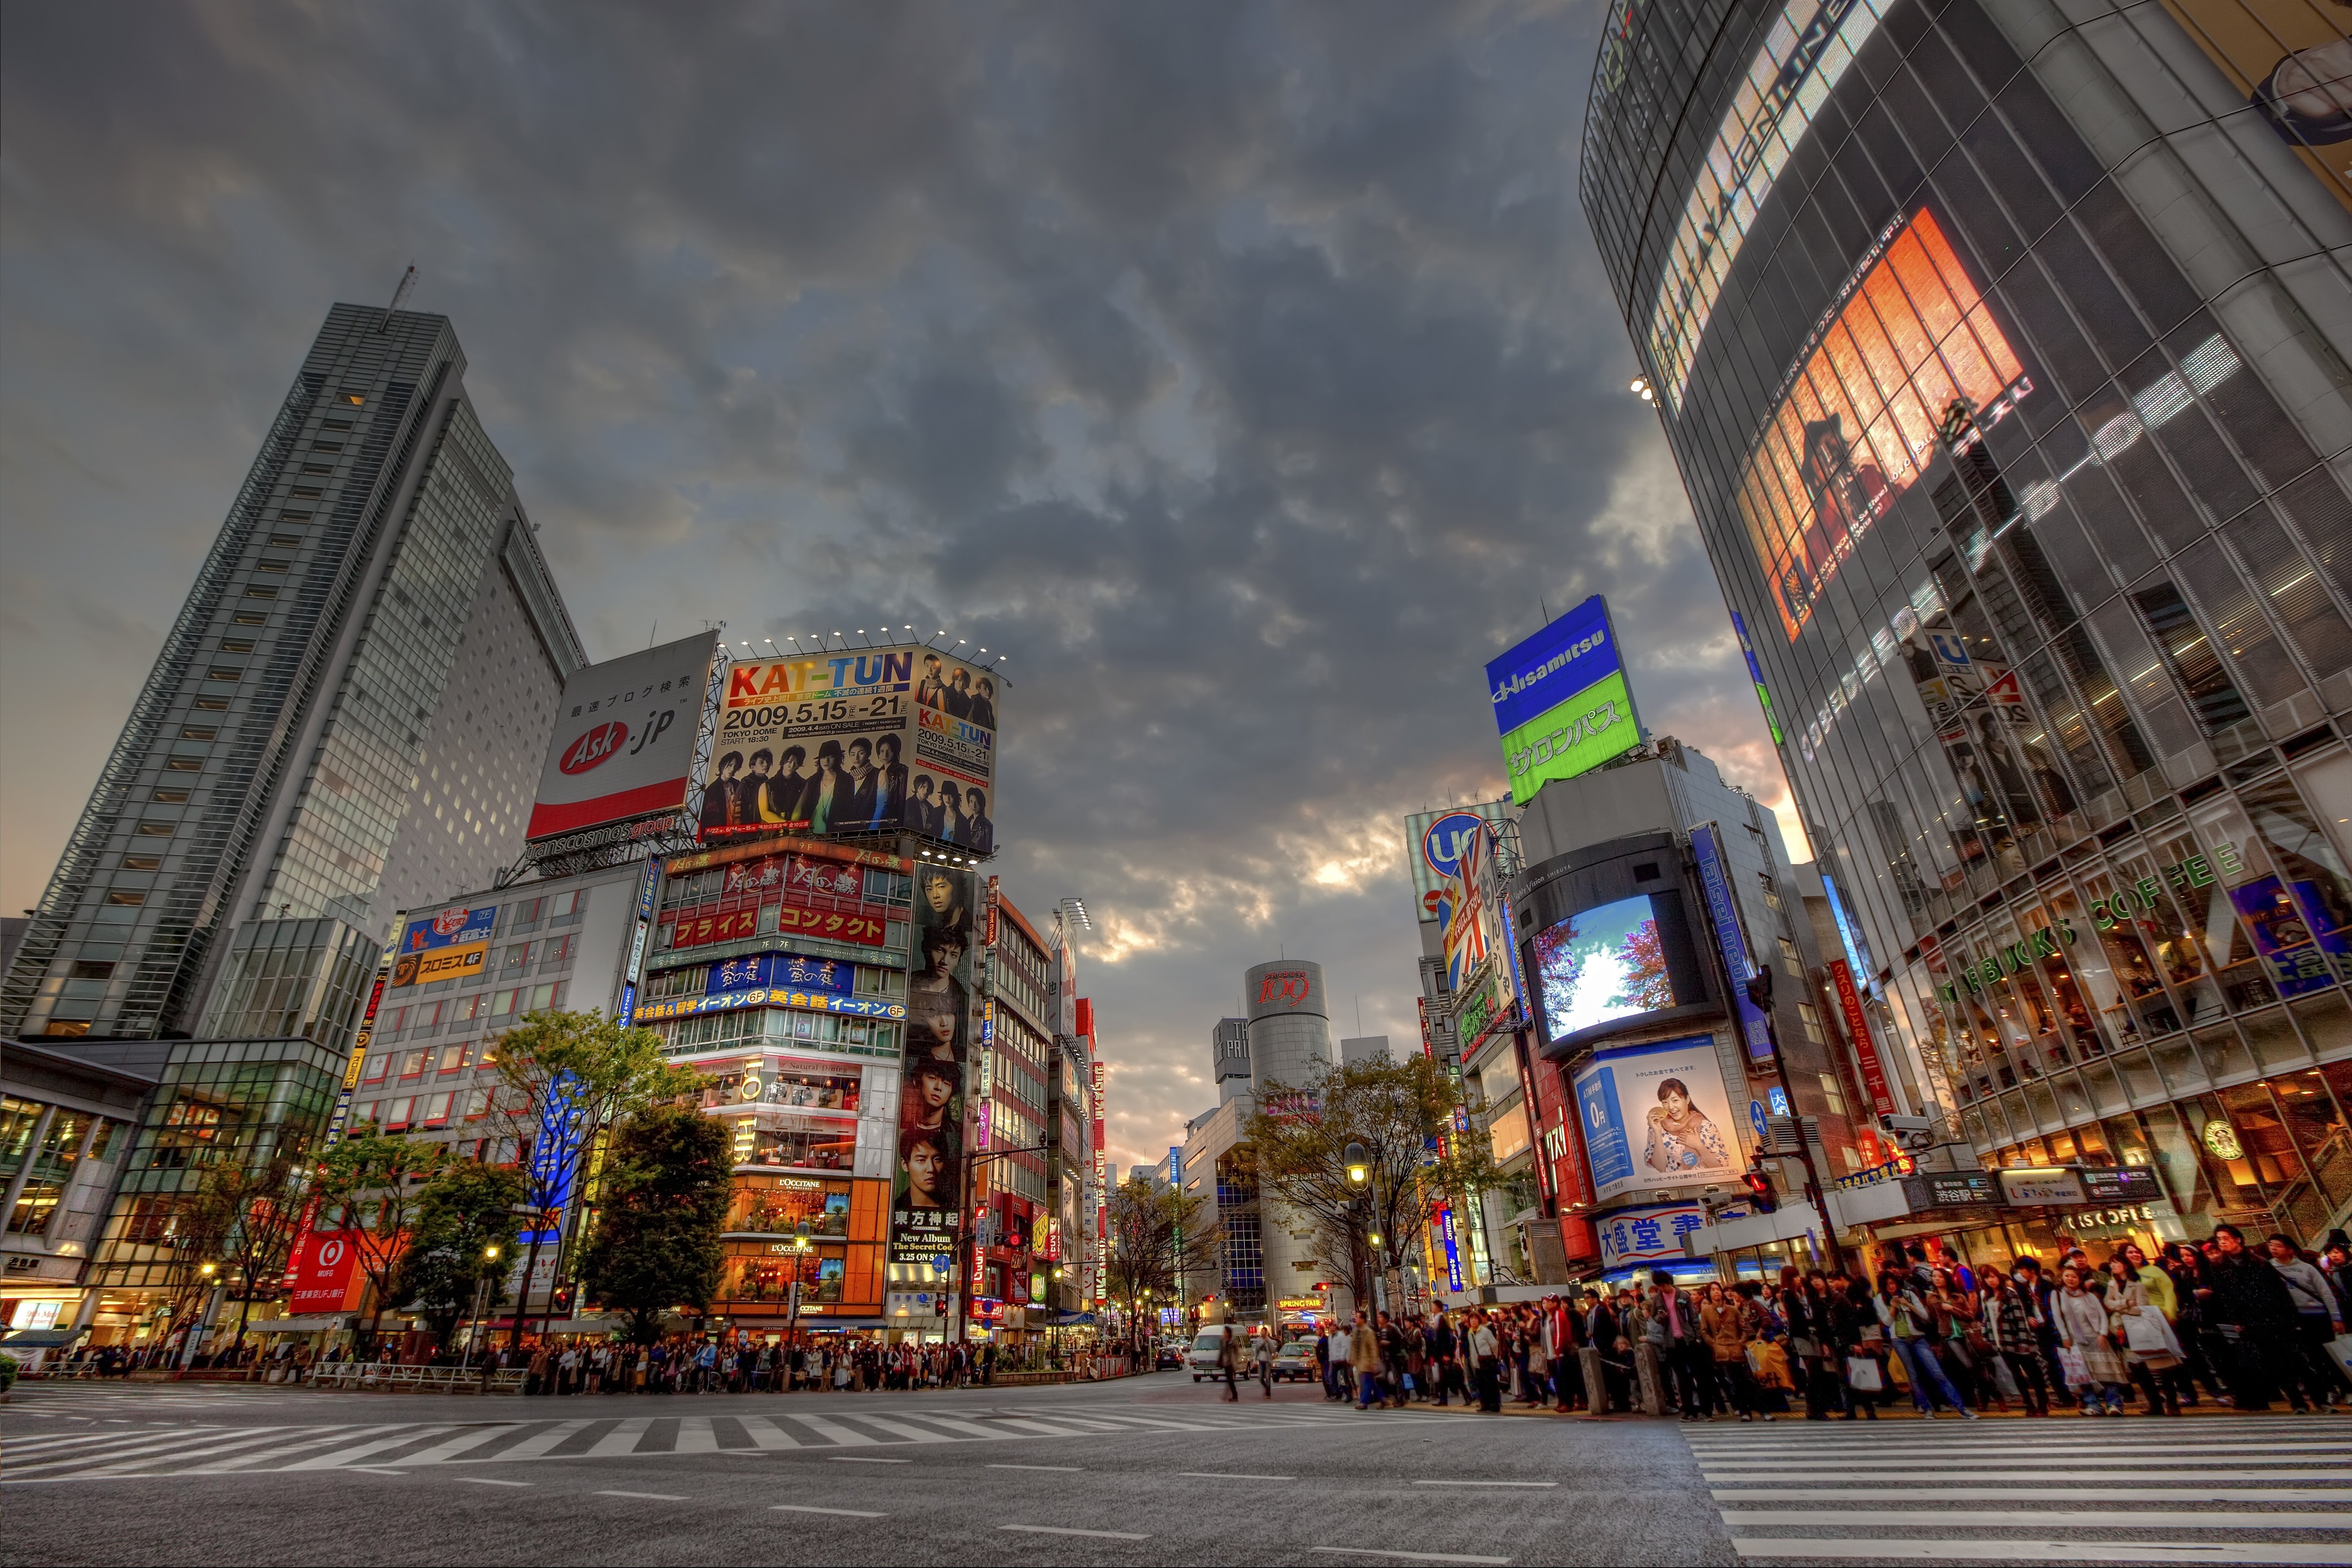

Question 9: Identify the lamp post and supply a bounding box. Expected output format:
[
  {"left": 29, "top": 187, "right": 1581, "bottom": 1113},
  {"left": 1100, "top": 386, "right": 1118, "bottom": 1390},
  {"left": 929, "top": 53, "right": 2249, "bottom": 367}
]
[
  {"left": 785, "top": 1221, "right": 811, "bottom": 1351},
  {"left": 1342, "top": 1141, "right": 1383, "bottom": 1318},
  {"left": 463, "top": 1245, "right": 502, "bottom": 1370}
]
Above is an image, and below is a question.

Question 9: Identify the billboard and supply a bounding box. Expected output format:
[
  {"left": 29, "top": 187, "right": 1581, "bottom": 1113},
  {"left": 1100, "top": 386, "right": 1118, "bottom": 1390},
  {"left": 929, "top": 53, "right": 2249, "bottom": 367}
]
[
  {"left": 1531, "top": 893, "right": 1677, "bottom": 1040},
  {"left": 1486, "top": 597, "right": 1640, "bottom": 805},
  {"left": 1735, "top": 206, "right": 2029, "bottom": 642},
  {"left": 1690, "top": 823, "right": 1774, "bottom": 1062},
  {"left": 888, "top": 864, "right": 983, "bottom": 1276},
  {"left": 287, "top": 1229, "right": 364, "bottom": 1314},
  {"left": 389, "top": 905, "right": 495, "bottom": 989},
  {"left": 703, "top": 646, "right": 999, "bottom": 852},
  {"left": 1405, "top": 801, "right": 1511, "bottom": 926},
  {"left": 527, "top": 631, "right": 720, "bottom": 841},
  {"left": 2156, "top": 0, "right": 2352, "bottom": 216},
  {"left": 1571, "top": 1034, "right": 1738, "bottom": 1205}
]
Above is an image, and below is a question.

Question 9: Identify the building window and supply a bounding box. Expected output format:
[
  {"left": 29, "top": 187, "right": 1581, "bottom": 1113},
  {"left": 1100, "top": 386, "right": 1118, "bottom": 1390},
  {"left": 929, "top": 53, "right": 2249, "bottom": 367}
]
[
  {"left": 122, "top": 856, "right": 160, "bottom": 872},
  {"left": 220, "top": 638, "right": 255, "bottom": 654},
  {"left": 105, "top": 891, "right": 145, "bottom": 907},
  {"left": 1796, "top": 1000, "right": 1826, "bottom": 1046}
]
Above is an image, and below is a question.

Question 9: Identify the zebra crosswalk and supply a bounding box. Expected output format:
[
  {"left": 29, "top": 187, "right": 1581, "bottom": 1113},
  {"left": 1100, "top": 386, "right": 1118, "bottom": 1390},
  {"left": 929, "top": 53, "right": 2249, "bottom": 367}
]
[
  {"left": 2, "top": 1401, "right": 1434, "bottom": 1483},
  {"left": 1687, "top": 1415, "right": 2352, "bottom": 1565}
]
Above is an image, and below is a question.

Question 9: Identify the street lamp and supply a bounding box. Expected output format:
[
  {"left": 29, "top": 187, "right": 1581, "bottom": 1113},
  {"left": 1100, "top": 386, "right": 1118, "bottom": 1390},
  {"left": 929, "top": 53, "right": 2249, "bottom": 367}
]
[
  {"left": 463, "top": 1245, "right": 502, "bottom": 1370},
  {"left": 1343, "top": 1142, "right": 1369, "bottom": 1187},
  {"left": 786, "top": 1220, "right": 812, "bottom": 1352}
]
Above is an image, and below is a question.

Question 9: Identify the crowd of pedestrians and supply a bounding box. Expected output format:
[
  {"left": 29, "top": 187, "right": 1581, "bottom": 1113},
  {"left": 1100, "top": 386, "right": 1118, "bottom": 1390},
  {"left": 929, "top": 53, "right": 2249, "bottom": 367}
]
[
  {"left": 1198, "top": 1226, "right": 2352, "bottom": 1421},
  {"left": 509, "top": 1335, "right": 1010, "bottom": 1394}
]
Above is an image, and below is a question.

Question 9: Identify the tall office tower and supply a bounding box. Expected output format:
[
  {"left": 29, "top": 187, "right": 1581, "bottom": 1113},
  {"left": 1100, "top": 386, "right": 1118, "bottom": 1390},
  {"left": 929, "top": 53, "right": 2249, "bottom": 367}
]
[
  {"left": 3, "top": 304, "right": 585, "bottom": 1042},
  {"left": 1581, "top": 1, "right": 2352, "bottom": 1241}
]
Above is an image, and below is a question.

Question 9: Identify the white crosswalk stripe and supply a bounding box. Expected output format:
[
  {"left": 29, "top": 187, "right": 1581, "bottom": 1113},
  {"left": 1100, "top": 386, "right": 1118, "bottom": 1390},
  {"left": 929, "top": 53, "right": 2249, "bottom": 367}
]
[
  {"left": 1689, "top": 1415, "right": 2352, "bottom": 1564},
  {"left": 2, "top": 1400, "right": 1425, "bottom": 1482}
]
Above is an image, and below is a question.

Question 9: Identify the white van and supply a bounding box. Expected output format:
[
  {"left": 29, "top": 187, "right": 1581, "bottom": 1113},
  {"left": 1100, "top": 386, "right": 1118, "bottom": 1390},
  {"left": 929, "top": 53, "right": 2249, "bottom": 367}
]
[{"left": 1186, "top": 1327, "right": 1233, "bottom": 1381}]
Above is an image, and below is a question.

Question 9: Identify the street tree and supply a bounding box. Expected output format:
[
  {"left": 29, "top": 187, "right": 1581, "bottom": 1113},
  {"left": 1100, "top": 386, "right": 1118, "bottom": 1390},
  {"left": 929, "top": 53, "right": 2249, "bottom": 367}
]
[
  {"left": 482, "top": 1008, "right": 699, "bottom": 1346},
  {"left": 151, "top": 1180, "right": 238, "bottom": 1356},
  {"left": 314, "top": 1129, "right": 449, "bottom": 1350},
  {"left": 198, "top": 1154, "right": 309, "bottom": 1356},
  {"left": 391, "top": 1158, "right": 528, "bottom": 1354},
  {"left": 580, "top": 1104, "right": 730, "bottom": 1346},
  {"left": 1243, "top": 1054, "right": 1493, "bottom": 1313},
  {"left": 1103, "top": 1176, "right": 1209, "bottom": 1357}
]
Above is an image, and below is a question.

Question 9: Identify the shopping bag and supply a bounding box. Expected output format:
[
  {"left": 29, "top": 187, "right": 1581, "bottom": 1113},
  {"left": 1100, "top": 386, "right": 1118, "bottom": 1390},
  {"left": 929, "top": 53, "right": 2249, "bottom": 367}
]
[
  {"left": 2325, "top": 1335, "right": 2352, "bottom": 1382},
  {"left": 1886, "top": 1347, "right": 1910, "bottom": 1389},
  {"left": 1750, "top": 1340, "right": 1793, "bottom": 1390},
  {"left": 1844, "top": 1355, "right": 1883, "bottom": 1393},
  {"left": 2121, "top": 1310, "right": 2170, "bottom": 1356},
  {"left": 2056, "top": 1345, "right": 2090, "bottom": 1387}
]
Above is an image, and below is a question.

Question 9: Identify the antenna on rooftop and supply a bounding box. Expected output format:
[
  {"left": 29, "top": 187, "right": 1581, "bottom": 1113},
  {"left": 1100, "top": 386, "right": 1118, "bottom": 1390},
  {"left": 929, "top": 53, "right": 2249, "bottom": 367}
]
[{"left": 377, "top": 265, "right": 417, "bottom": 333}]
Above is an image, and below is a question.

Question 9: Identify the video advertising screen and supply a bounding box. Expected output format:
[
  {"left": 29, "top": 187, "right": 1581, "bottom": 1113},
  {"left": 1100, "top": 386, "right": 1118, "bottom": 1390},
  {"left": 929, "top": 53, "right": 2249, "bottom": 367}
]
[{"left": 1532, "top": 893, "right": 1678, "bottom": 1040}]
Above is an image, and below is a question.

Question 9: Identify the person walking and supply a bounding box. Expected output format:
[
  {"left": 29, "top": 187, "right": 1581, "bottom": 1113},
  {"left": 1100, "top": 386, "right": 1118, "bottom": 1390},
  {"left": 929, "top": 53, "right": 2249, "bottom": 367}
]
[
  {"left": 1426, "top": 1311, "right": 1458, "bottom": 1408},
  {"left": 1877, "top": 1270, "right": 1974, "bottom": 1418},
  {"left": 1253, "top": 1327, "right": 1276, "bottom": 1399},
  {"left": 2268, "top": 1233, "right": 2347, "bottom": 1408},
  {"left": 1215, "top": 1322, "right": 1240, "bottom": 1401},
  {"left": 1351, "top": 1315, "right": 1387, "bottom": 1411},
  {"left": 2054, "top": 1263, "right": 2129, "bottom": 1415}
]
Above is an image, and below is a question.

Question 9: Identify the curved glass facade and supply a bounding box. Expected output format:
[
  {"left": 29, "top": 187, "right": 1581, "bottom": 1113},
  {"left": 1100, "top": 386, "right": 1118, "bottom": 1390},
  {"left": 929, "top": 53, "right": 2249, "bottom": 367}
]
[{"left": 1584, "top": 0, "right": 2352, "bottom": 1242}]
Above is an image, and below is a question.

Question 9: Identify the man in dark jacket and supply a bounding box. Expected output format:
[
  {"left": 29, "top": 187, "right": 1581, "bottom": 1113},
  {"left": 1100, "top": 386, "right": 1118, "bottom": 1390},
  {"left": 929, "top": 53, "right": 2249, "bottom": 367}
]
[{"left": 2201, "top": 1223, "right": 2310, "bottom": 1411}]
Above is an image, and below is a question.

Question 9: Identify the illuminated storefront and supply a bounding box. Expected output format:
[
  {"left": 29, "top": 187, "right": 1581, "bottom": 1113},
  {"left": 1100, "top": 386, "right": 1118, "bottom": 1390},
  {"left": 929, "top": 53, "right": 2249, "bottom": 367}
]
[{"left": 1584, "top": 0, "right": 2352, "bottom": 1245}]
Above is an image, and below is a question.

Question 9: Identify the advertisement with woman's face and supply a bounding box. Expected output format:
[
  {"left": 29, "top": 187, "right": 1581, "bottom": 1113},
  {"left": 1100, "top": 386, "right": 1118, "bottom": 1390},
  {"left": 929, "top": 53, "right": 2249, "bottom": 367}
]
[{"left": 1571, "top": 1034, "right": 1740, "bottom": 1205}]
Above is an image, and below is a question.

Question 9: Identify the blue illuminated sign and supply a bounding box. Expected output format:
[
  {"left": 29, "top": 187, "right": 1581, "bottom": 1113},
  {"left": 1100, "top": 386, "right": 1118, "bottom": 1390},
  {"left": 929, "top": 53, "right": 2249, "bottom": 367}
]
[
  {"left": 1691, "top": 823, "right": 1773, "bottom": 1061},
  {"left": 1484, "top": 595, "right": 1621, "bottom": 737}
]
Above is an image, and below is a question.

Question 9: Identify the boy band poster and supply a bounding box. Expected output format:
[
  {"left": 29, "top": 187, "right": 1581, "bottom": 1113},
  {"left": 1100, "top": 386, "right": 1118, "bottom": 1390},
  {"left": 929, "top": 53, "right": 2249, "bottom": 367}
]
[{"left": 700, "top": 645, "right": 998, "bottom": 854}]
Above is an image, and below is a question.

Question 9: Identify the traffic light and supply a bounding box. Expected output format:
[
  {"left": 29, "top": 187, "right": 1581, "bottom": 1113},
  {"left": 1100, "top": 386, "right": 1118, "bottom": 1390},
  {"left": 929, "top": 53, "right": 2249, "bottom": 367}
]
[
  {"left": 1741, "top": 1162, "right": 1777, "bottom": 1215},
  {"left": 550, "top": 1284, "right": 573, "bottom": 1316}
]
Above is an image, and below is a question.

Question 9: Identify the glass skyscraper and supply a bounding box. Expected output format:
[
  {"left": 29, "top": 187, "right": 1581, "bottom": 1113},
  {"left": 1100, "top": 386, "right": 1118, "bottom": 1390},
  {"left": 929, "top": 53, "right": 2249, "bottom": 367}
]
[
  {"left": 3, "top": 304, "right": 585, "bottom": 1043},
  {"left": 1583, "top": 0, "right": 2352, "bottom": 1245}
]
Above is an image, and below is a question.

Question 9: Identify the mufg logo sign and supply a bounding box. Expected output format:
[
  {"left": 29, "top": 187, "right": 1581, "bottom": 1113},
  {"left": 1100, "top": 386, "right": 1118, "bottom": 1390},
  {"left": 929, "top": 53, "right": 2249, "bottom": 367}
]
[{"left": 1420, "top": 811, "right": 1489, "bottom": 922}]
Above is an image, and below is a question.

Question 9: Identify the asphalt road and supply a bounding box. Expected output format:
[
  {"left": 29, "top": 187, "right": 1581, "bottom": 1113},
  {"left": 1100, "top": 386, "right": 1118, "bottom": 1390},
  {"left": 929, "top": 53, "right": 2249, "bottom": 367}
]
[{"left": 5, "top": 1373, "right": 2348, "bottom": 1565}]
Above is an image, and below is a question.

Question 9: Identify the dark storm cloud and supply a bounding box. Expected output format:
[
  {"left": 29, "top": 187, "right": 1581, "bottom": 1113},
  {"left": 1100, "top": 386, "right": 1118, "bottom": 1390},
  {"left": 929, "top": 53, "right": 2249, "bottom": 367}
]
[{"left": 0, "top": 0, "right": 1793, "bottom": 1169}]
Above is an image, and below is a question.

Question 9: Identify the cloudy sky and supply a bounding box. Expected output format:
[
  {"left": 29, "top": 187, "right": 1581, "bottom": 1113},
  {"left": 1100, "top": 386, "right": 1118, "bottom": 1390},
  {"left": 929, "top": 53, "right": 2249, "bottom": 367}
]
[{"left": 0, "top": 0, "right": 1797, "bottom": 1175}]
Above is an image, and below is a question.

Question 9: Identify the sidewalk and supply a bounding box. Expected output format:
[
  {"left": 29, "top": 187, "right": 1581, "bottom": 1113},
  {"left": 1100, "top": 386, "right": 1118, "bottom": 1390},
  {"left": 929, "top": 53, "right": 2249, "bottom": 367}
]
[{"left": 1397, "top": 1397, "right": 2346, "bottom": 1421}]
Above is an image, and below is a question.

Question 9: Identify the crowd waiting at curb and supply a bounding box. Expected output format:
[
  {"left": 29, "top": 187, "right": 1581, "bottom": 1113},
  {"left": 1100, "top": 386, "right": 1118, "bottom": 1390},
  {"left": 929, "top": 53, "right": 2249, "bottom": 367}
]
[{"left": 1196, "top": 1225, "right": 2352, "bottom": 1420}]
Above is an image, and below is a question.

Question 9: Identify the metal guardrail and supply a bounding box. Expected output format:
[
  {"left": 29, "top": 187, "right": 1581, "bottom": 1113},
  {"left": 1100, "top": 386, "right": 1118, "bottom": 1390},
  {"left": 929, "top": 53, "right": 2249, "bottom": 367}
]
[{"left": 306, "top": 1364, "right": 526, "bottom": 1394}]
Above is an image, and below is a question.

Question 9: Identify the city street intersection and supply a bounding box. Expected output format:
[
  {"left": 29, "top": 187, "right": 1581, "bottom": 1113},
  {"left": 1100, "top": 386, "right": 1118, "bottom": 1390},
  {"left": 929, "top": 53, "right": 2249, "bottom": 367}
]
[{"left": 3, "top": 1374, "right": 2347, "bottom": 1565}]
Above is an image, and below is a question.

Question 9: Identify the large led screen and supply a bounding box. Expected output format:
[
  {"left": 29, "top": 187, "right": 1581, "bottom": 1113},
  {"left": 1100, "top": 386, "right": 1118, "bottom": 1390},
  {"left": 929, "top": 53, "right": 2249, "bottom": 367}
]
[
  {"left": 1736, "top": 206, "right": 2029, "bottom": 641},
  {"left": 1533, "top": 893, "right": 1676, "bottom": 1040}
]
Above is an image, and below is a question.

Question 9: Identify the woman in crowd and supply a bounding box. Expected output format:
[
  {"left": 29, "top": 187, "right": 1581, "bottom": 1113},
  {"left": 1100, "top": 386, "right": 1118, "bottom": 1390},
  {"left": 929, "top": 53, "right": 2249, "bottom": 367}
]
[
  {"left": 2054, "top": 1261, "right": 2130, "bottom": 1415},
  {"left": 2104, "top": 1253, "right": 2183, "bottom": 1415},
  {"left": 1876, "top": 1269, "right": 1975, "bottom": 1419},
  {"left": 1699, "top": 1280, "right": 1762, "bottom": 1421},
  {"left": 1980, "top": 1266, "right": 2050, "bottom": 1416}
]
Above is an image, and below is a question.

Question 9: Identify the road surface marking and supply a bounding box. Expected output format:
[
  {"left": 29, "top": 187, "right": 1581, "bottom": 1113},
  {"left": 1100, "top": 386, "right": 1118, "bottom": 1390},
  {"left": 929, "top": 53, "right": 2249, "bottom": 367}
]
[
  {"left": 1308, "top": 1551, "right": 1513, "bottom": 1566},
  {"left": 989, "top": 1464, "right": 1083, "bottom": 1472},
  {"left": 457, "top": 1476, "right": 531, "bottom": 1487},
  {"left": 594, "top": 1490, "right": 687, "bottom": 1501},
  {"left": 1720, "top": 1511, "right": 2352, "bottom": 1529},
  {"left": 1731, "top": 1541, "right": 2352, "bottom": 1564},
  {"left": 1002, "top": 1524, "right": 1150, "bottom": 1540},
  {"left": 774, "top": 1504, "right": 885, "bottom": 1518},
  {"left": 1179, "top": 1471, "right": 1295, "bottom": 1480},
  {"left": 1412, "top": 1480, "right": 1556, "bottom": 1488}
]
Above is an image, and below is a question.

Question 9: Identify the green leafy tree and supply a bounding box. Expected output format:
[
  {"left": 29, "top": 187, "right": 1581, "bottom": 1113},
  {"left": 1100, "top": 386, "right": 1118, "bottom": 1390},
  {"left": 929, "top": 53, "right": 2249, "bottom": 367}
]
[
  {"left": 1104, "top": 1176, "right": 1209, "bottom": 1357},
  {"left": 314, "top": 1129, "right": 449, "bottom": 1350},
  {"left": 580, "top": 1105, "right": 731, "bottom": 1346},
  {"left": 483, "top": 1009, "right": 699, "bottom": 1346},
  {"left": 201, "top": 1154, "right": 308, "bottom": 1356},
  {"left": 1243, "top": 1054, "right": 1494, "bottom": 1312},
  {"left": 390, "top": 1159, "right": 528, "bottom": 1354}
]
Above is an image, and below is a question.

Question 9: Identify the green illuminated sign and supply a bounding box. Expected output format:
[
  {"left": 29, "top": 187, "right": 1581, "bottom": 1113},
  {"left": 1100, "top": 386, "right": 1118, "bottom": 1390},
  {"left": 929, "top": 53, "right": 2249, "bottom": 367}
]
[{"left": 1499, "top": 669, "right": 1638, "bottom": 804}]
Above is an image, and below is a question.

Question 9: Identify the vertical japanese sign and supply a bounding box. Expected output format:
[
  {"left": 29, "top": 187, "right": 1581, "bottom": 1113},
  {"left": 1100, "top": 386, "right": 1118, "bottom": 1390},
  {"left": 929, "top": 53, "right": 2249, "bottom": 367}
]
[
  {"left": 324, "top": 945, "right": 396, "bottom": 1149},
  {"left": 1690, "top": 822, "right": 1774, "bottom": 1061},
  {"left": 1828, "top": 958, "right": 1896, "bottom": 1117},
  {"left": 616, "top": 856, "right": 661, "bottom": 1028}
]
